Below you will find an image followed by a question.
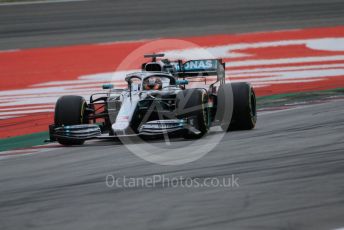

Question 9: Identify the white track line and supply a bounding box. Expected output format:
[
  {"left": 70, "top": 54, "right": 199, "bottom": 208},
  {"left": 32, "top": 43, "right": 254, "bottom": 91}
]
[
  {"left": 0, "top": 49, "right": 20, "bottom": 53},
  {"left": 0, "top": 0, "right": 88, "bottom": 6},
  {"left": 226, "top": 55, "right": 344, "bottom": 68},
  {"left": 0, "top": 108, "right": 54, "bottom": 116},
  {"left": 228, "top": 63, "right": 344, "bottom": 74}
]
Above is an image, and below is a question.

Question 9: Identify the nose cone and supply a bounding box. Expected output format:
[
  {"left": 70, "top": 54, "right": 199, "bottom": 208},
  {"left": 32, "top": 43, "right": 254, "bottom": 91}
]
[{"left": 112, "top": 121, "right": 130, "bottom": 134}]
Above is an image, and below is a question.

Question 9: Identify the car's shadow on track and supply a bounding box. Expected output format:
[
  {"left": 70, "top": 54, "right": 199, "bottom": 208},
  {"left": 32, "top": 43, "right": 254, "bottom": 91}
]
[
  {"left": 52, "top": 127, "right": 260, "bottom": 150},
  {"left": 69, "top": 131, "right": 230, "bottom": 147},
  {"left": 60, "top": 129, "right": 232, "bottom": 148}
]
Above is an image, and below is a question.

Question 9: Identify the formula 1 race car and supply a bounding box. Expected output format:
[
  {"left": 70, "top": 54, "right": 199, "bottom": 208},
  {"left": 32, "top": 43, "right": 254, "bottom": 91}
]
[{"left": 48, "top": 54, "right": 257, "bottom": 145}]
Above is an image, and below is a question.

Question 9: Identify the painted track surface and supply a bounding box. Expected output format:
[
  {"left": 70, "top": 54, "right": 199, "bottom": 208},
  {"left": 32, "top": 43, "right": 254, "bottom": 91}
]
[
  {"left": 0, "top": 100, "right": 344, "bottom": 229},
  {"left": 0, "top": 0, "right": 344, "bottom": 49},
  {"left": 0, "top": 0, "right": 344, "bottom": 229},
  {"left": 1, "top": 26, "right": 344, "bottom": 138},
  {"left": 1, "top": 0, "right": 344, "bottom": 138}
]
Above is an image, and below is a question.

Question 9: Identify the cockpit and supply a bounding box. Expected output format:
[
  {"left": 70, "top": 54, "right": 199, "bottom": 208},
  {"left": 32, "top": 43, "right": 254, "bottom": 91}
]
[{"left": 126, "top": 73, "right": 176, "bottom": 91}]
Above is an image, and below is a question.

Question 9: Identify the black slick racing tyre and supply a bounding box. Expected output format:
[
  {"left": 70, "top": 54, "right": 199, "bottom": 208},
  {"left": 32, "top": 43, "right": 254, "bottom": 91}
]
[
  {"left": 217, "top": 82, "right": 257, "bottom": 131},
  {"left": 176, "top": 89, "right": 209, "bottom": 139},
  {"left": 54, "top": 95, "right": 88, "bottom": 145}
]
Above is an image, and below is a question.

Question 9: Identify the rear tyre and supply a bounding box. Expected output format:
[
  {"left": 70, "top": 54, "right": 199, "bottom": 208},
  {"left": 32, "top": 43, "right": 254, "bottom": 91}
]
[
  {"left": 217, "top": 82, "right": 257, "bottom": 131},
  {"left": 54, "top": 95, "right": 88, "bottom": 145},
  {"left": 176, "top": 89, "right": 209, "bottom": 139}
]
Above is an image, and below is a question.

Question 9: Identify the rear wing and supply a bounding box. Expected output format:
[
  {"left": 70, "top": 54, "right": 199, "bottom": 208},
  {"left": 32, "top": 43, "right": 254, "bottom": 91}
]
[{"left": 173, "top": 59, "right": 226, "bottom": 84}]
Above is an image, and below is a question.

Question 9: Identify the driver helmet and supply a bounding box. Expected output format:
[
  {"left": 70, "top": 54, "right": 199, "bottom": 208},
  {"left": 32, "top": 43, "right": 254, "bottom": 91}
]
[{"left": 144, "top": 77, "right": 162, "bottom": 90}]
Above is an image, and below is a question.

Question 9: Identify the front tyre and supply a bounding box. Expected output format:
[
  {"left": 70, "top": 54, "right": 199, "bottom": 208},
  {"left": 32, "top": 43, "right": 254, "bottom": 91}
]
[
  {"left": 176, "top": 89, "right": 209, "bottom": 139},
  {"left": 54, "top": 95, "right": 88, "bottom": 145}
]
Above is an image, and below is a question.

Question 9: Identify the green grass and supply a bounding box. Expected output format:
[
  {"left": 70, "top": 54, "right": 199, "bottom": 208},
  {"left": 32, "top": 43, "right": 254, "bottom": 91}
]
[
  {"left": 257, "top": 88, "right": 344, "bottom": 109},
  {"left": 0, "top": 132, "right": 49, "bottom": 152}
]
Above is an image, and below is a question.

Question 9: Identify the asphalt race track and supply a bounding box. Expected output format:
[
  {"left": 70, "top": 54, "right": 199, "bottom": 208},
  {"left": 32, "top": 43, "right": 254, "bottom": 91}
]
[
  {"left": 0, "top": 0, "right": 344, "bottom": 49},
  {"left": 0, "top": 0, "right": 344, "bottom": 229},
  {"left": 1, "top": 101, "right": 344, "bottom": 229}
]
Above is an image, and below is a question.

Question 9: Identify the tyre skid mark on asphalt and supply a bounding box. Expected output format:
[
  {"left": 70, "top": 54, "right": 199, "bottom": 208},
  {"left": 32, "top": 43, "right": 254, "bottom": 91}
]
[{"left": 0, "top": 144, "right": 60, "bottom": 160}]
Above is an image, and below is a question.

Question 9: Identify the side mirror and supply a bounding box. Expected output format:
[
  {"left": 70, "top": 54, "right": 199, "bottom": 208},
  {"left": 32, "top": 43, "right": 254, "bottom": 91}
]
[
  {"left": 176, "top": 80, "right": 189, "bottom": 85},
  {"left": 102, "top": 84, "right": 114, "bottom": 90}
]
